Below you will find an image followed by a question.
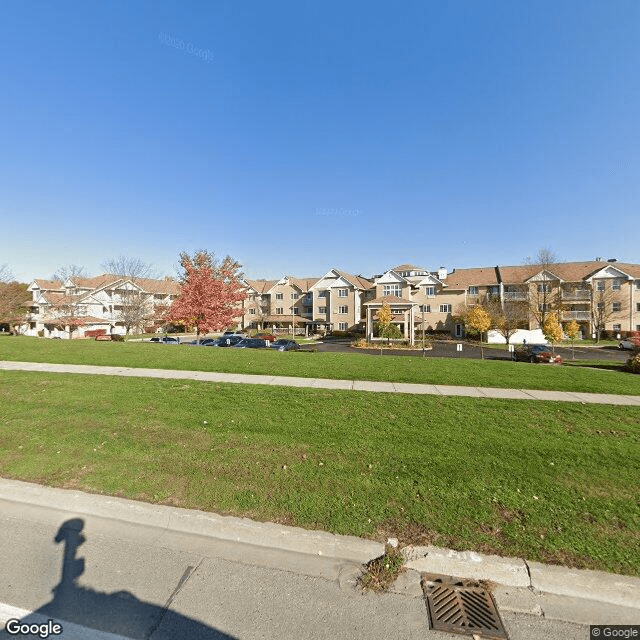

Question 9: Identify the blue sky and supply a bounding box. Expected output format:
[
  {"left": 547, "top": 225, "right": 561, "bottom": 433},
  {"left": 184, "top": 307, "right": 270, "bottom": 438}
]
[{"left": 1, "top": 1, "right": 638, "bottom": 283}]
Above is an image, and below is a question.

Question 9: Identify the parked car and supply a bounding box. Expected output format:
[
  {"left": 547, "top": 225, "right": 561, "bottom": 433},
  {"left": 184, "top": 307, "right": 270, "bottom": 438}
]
[
  {"left": 149, "top": 336, "right": 181, "bottom": 344},
  {"left": 271, "top": 339, "right": 300, "bottom": 352},
  {"left": 215, "top": 335, "right": 244, "bottom": 347},
  {"left": 619, "top": 337, "right": 639, "bottom": 350},
  {"left": 222, "top": 330, "right": 246, "bottom": 337},
  {"left": 188, "top": 337, "right": 219, "bottom": 346},
  {"left": 233, "top": 338, "right": 270, "bottom": 349},
  {"left": 512, "top": 343, "right": 562, "bottom": 363}
]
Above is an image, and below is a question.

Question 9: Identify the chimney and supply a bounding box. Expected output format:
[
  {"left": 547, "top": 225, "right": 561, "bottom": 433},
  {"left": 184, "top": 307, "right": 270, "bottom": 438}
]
[
  {"left": 595, "top": 257, "right": 602, "bottom": 261},
  {"left": 437, "top": 266, "right": 448, "bottom": 280}
]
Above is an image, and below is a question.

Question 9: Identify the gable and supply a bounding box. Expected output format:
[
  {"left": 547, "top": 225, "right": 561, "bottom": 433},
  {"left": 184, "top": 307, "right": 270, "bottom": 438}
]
[
  {"left": 376, "top": 271, "right": 406, "bottom": 285},
  {"left": 525, "top": 270, "right": 563, "bottom": 283},
  {"left": 586, "top": 265, "right": 632, "bottom": 281}
]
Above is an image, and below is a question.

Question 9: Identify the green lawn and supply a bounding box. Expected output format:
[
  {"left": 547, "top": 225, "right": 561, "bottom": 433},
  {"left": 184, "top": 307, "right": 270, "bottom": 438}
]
[
  {"left": 1, "top": 370, "right": 638, "bottom": 576},
  {"left": 1, "top": 335, "right": 639, "bottom": 395}
]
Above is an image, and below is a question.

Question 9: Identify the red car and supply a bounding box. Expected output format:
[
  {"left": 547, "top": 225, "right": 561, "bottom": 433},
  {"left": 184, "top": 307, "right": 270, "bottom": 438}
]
[
  {"left": 512, "top": 344, "right": 562, "bottom": 364},
  {"left": 255, "top": 333, "right": 277, "bottom": 342}
]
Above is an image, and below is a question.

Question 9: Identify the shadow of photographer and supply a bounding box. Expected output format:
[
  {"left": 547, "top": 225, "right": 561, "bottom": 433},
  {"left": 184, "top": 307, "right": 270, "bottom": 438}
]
[{"left": 1, "top": 518, "right": 237, "bottom": 639}]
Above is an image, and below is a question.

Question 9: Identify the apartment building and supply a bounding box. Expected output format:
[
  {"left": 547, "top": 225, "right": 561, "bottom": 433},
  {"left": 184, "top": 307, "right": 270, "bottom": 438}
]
[
  {"left": 24, "top": 274, "right": 180, "bottom": 338},
  {"left": 242, "top": 259, "right": 640, "bottom": 344},
  {"left": 241, "top": 270, "right": 374, "bottom": 334}
]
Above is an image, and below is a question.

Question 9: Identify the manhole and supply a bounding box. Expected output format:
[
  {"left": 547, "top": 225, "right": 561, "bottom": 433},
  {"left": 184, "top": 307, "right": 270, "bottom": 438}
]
[{"left": 421, "top": 573, "right": 509, "bottom": 639}]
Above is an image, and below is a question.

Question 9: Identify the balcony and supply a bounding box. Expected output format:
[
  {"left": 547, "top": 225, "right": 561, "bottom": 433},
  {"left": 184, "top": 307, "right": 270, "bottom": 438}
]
[
  {"left": 503, "top": 291, "right": 528, "bottom": 301},
  {"left": 562, "top": 311, "right": 591, "bottom": 321},
  {"left": 561, "top": 289, "right": 590, "bottom": 301}
]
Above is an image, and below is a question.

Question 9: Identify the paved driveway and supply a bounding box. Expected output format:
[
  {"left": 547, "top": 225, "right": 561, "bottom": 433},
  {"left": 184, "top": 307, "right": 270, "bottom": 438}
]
[{"left": 313, "top": 339, "right": 629, "bottom": 362}]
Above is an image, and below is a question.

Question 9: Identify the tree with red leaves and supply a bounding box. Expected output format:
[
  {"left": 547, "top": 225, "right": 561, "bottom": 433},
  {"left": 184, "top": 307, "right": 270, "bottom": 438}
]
[{"left": 166, "top": 250, "right": 246, "bottom": 337}]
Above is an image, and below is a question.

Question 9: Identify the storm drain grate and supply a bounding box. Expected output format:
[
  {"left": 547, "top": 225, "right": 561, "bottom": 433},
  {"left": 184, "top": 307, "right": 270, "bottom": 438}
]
[{"left": 421, "top": 573, "right": 509, "bottom": 639}]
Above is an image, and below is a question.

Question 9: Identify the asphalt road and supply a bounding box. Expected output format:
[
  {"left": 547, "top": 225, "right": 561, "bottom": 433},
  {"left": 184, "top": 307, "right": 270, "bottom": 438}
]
[
  {"left": 314, "top": 339, "right": 630, "bottom": 362},
  {"left": 0, "top": 498, "right": 595, "bottom": 640}
]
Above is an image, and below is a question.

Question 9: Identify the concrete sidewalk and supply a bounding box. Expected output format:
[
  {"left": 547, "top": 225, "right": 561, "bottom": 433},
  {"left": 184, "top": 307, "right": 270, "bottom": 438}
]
[
  {"left": 0, "top": 478, "right": 638, "bottom": 633},
  {"left": 2, "top": 360, "right": 640, "bottom": 405}
]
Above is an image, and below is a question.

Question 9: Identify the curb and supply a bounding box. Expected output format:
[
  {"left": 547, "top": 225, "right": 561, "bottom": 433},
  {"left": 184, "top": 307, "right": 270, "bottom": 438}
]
[
  {"left": 0, "top": 478, "right": 383, "bottom": 565},
  {"left": 403, "top": 545, "right": 640, "bottom": 610}
]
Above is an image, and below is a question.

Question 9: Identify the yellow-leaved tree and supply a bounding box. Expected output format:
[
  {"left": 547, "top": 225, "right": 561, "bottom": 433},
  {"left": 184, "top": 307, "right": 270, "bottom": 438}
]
[
  {"left": 377, "top": 302, "right": 393, "bottom": 353},
  {"left": 465, "top": 305, "right": 492, "bottom": 359},
  {"left": 543, "top": 313, "right": 563, "bottom": 352},
  {"left": 564, "top": 319, "right": 580, "bottom": 360}
]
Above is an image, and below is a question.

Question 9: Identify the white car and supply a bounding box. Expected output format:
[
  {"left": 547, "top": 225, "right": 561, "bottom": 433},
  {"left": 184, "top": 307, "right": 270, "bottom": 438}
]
[{"left": 619, "top": 337, "right": 638, "bottom": 350}]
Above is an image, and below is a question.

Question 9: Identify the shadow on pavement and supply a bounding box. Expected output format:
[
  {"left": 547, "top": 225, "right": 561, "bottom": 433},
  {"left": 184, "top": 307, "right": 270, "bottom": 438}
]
[{"left": 0, "top": 518, "right": 237, "bottom": 639}]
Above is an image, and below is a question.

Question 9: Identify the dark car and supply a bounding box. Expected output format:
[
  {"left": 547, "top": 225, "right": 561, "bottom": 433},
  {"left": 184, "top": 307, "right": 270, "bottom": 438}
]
[
  {"left": 271, "top": 339, "right": 300, "bottom": 352},
  {"left": 233, "top": 338, "right": 270, "bottom": 349},
  {"left": 149, "top": 336, "right": 180, "bottom": 344},
  {"left": 512, "top": 343, "right": 561, "bottom": 363},
  {"left": 188, "top": 337, "right": 219, "bottom": 346},
  {"left": 215, "top": 335, "right": 244, "bottom": 347}
]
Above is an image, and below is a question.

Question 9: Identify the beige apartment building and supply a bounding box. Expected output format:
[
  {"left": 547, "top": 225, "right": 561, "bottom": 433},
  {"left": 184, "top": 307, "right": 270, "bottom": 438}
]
[{"left": 241, "top": 259, "right": 640, "bottom": 343}]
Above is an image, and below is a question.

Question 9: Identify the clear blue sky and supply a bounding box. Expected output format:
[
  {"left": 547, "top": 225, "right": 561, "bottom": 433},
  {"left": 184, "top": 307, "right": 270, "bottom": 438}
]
[{"left": 1, "top": 1, "right": 638, "bottom": 283}]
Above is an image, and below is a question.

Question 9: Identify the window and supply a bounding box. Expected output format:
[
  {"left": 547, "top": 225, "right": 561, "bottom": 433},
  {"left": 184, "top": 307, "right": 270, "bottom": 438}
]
[
  {"left": 424, "top": 286, "right": 435, "bottom": 297},
  {"left": 637, "top": 325, "right": 640, "bottom": 331},
  {"left": 293, "top": 308, "right": 300, "bottom": 315},
  {"left": 612, "top": 280, "right": 621, "bottom": 291},
  {"left": 304, "top": 306, "right": 312, "bottom": 314},
  {"left": 303, "top": 294, "right": 312, "bottom": 303},
  {"left": 636, "top": 282, "right": 640, "bottom": 290},
  {"left": 489, "top": 286, "right": 499, "bottom": 295},
  {"left": 275, "top": 307, "right": 283, "bottom": 315},
  {"left": 597, "top": 281, "right": 605, "bottom": 291},
  {"left": 537, "top": 283, "right": 552, "bottom": 293},
  {"left": 637, "top": 303, "right": 640, "bottom": 312},
  {"left": 468, "top": 286, "right": 479, "bottom": 295},
  {"left": 439, "top": 304, "right": 452, "bottom": 313},
  {"left": 419, "top": 305, "right": 431, "bottom": 313},
  {"left": 338, "top": 288, "right": 348, "bottom": 297},
  {"left": 249, "top": 309, "right": 255, "bottom": 315},
  {"left": 318, "top": 306, "right": 327, "bottom": 314},
  {"left": 291, "top": 293, "right": 299, "bottom": 300},
  {"left": 338, "top": 305, "right": 348, "bottom": 314},
  {"left": 318, "top": 290, "right": 328, "bottom": 298},
  {"left": 338, "top": 322, "right": 348, "bottom": 331},
  {"left": 275, "top": 293, "right": 284, "bottom": 300},
  {"left": 613, "top": 302, "right": 621, "bottom": 312},
  {"left": 613, "top": 324, "right": 621, "bottom": 331},
  {"left": 383, "top": 284, "right": 402, "bottom": 297},
  {"left": 539, "top": 303, "right": 551, "bottom": 312},
  {"left": 597, "top": 302, "right": 605, "bottom": 310}
]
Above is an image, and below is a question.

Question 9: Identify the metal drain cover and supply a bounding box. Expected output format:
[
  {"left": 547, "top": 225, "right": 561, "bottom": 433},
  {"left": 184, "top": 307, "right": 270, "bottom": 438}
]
[{"left": 421, "top": 573, "right": 509, "bottom": 639}]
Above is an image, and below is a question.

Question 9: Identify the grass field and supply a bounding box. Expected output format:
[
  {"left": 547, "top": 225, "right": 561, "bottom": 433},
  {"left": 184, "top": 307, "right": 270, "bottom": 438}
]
[
  {"left": 0, "top": 369, "right": 638, "bottom": 576},
  {"left": 1, "top": 336, "right": 639, "bottom": 395}
]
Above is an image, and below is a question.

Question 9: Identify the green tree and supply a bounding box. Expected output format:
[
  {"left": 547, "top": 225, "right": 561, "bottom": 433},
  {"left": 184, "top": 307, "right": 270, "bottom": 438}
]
[{"left": 464, "top": 305, "right": 492, "bottom": 359}]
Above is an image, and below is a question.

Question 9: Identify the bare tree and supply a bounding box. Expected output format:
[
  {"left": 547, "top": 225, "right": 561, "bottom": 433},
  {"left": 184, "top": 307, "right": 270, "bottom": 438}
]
[
  {"left": 591, "top": 283, "right": 628, "bottom": 342},
  {"left": 51, "top": 264, "right": 88, "bottom": 283},
  {"left": 101, "top": 256, "right": 159, "bottom": 334},
  {"left": 48, "top": 292, "right": 87, "bottom": 338},
  {"left": 101, "top": 256, "right": 159, "bottom": 280},
  {"left": 0, "top": 264, "right": 14, "bottom": 282},
  {"left": 525, "top": 248, "right": 564, "bottom": 329},
  {"left": 486, "top": 297, "right": 528, "bottom": 345}
]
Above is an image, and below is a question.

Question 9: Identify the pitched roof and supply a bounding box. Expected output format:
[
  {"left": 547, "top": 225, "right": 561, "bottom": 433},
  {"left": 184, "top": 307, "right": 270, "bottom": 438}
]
[
  {"left": 31, "top": 279, "right": 63, "bottom": 290},
  {"left": 334, "top": 269, "right": 375, "bottom": 290},
  {"left": 441, "top": 267, "right": 500, "bottom": 289},
  {"left": 497, "top": 261, "right": 640, "bottom": 284},
  {"left": 392, "top": 263, "right": 428, "bottom": 272},
  {"left": 245, "top": 279, "right": 279, "bottom": 294},
  {"left": 287, "top": 277, "right": 321, "bottom": 291}
]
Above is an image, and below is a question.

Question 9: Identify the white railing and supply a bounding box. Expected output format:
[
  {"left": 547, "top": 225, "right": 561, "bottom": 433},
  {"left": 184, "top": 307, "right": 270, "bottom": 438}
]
[
  {"left": 503, "top": 291, "right": 528, "bottom": 300},
  {"left": 561, "top": 290, "right": 590, "bottom": 300},
  {"left": 562, "top": 311, "right": 591, "bottom": 321}
]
